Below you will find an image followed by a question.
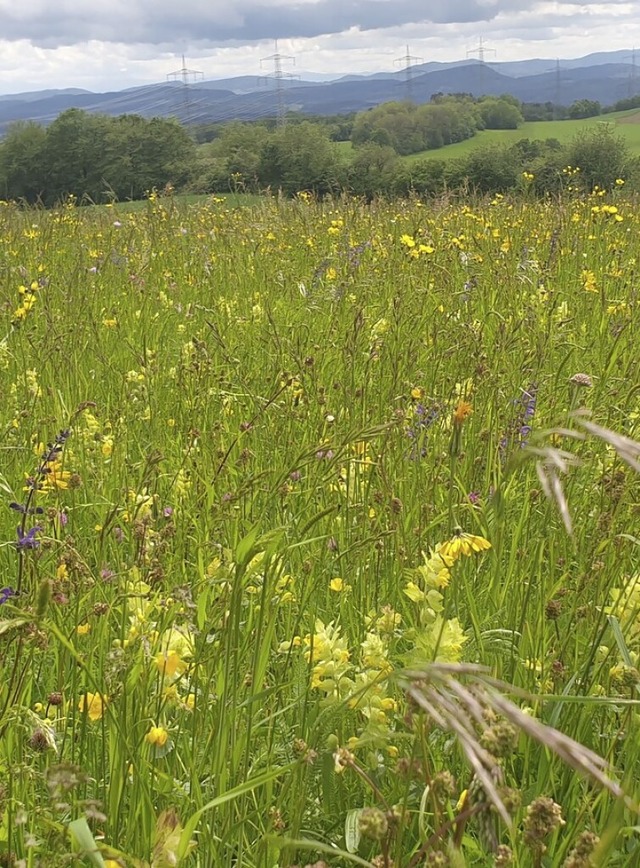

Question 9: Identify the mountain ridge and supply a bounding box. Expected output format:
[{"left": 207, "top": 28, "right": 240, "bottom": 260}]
[{"left": 0, "top": 49, "right": 637, "bottom": 130}]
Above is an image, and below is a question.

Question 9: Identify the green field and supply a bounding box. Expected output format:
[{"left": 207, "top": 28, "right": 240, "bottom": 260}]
[
  {"left": 336, "top": 109, "right": 640, "bottom": 163},
  {"left": 2, "top": 190, "right": 640, "bottom": 866}
]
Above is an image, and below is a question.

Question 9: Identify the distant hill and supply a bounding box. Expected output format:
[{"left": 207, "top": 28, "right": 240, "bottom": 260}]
[{"left": 0, "top": 50, "right": 638, "bottom": 131}]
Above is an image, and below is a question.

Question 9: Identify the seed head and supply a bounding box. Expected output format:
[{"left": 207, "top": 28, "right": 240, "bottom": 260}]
[{"left": 569, "top": 373, "right": 592, "bottom": 387}]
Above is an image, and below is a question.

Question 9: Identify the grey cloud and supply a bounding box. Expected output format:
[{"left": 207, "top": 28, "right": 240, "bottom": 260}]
[{"left": 0, "top": 0, "right": 623, "bottom": 47}]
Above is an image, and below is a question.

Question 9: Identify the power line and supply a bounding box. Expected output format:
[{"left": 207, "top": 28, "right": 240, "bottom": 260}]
[
  {"left": 466, "top": 37, "right": 496, "bottom": 95},
  {"left": 167, "top": 54, "right": 204, "bottom": 125},
  {"left": 394, "top": 45, "right": 424, "bottom": 102},
  {"left": 629, "top": 47, "right": 637, "bottom": 98},
  {"left": 555, "top": 59, "right": 562, "bottom": 118},
  {"left": 466, "top": 36, "right": 496, "bottom": 65},
  {"left": 260, "top": 39, "right": 297, "bottom": 126}
]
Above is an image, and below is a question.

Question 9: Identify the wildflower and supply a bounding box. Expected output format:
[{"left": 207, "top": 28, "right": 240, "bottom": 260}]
[
  {"left": 569, "top": 373, "right": 592, "bottom": 388},
  {"left": 523, "top": 796, "right": 565, "bottom": 855},
  {"left": 563, "top": 831, "right": 599, "bottom": 867},
  {"left": 416, "top": 546, "right": 455, "bottom": 589},
  {"left": 78, "top": 692, "right": 107, "bottom": 722},
  {"left": 358, "top": 807, "right": 388, "bottom": 841},
  {"left": 155, "top": 649, "right": 189, "bottom": 680},
  {"left": 304, "top": 620, "right": 353, "bottom": 702},
  {"left": 408, "top": 616, "right": 468, "bottom": 664},
  {"left": 145, "top": 726, "right": 169, "bottom": 748},
  {"left": 0, "top": 586, "right": 17, "bottom": 604},
  {"left": 16, "top": 525, "right": 41, "bottom": 550},
  {"left": 439, "top": 529, "right": 491, "bottom": 561},
  {"left": 452, "top": 400, "right": 473, "bottom": 427},
  {"left": 76, "top": 623, "right": 91, "bottom": 636},
  {"left": 329, "top": 577, "right": 346, "bottom": 592}
]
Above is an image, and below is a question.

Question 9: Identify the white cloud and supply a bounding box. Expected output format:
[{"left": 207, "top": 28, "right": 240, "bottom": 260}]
[{"left": 0, "top": 0, "right": 637, "bottom": 93}]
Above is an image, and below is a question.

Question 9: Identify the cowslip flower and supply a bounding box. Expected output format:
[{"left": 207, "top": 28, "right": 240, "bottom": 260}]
[{"left": 439, "top": 529, "right": 491, "bottom": 561}]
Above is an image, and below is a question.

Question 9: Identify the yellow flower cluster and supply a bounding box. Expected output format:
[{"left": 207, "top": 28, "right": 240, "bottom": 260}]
[{"left": 13, "top": 280, "right": 40, "bottom": 323}]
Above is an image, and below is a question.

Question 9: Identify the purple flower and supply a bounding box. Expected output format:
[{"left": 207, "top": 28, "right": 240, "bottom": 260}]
[
  {"left": 468, "top": 491, "right": 481, "bottom": 504},
  {"left": 16, "top": 525, "right": 41, "bottom": 550},
  {"left": 0, "top": 586, "right": 16, "bottom": 604},
  {"left": 162, "top": 506, "right": 173, "bottom": 518}
]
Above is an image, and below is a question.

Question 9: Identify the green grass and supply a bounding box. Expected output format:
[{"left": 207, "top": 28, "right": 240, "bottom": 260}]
[
  {"left": 1, "top": 190, "right": 640, "bottom": 866},
  {"left": 331, "top": 110, "right": 640, "bottom": 164},
  {"left": 83, "top": 191, "right": 264, "bottom": 212},
  {"left": 401, "top": 109, "right": 640, "bottom": 162}
]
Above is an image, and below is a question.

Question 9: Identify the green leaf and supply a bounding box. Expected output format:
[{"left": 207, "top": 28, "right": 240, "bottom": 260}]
[
  {"left": 68, "top": 818, "right": 106, "bottom": 867},
  {"left": 234, "top": 523, "right": 262, "bottom": 567},
  {"left": 0, "top": 618, "right": 28, "bottom": 636},
  {"left": 268, "top": 836, "right": 375, "bottom": 866},
  {"left": 177, "top": 763, "right": 294, "bottom": 859},
  {"left": 345, "top": 808, "right": 362, "bottom": 853}
]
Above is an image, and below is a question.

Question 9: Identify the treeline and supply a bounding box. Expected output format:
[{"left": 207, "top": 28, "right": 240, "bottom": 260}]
[
  {"left": 0, "top": 101, "right": 639, "bottom": 206},
  {"left": 350, "top": 96, "right": 523, "bottom": 154},
  {"left": 194, "top": 118, "right": 638, "bottom": 198},
  {"left": 0, "top": 109, "right": 195, "bottom": 204}
]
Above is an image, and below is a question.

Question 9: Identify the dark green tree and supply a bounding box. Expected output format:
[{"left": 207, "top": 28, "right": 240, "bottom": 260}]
[
  {"left": 566, "top": 124, "right": 630, "bottom": 189},
  {"left": 257, "top": 123, "right": 340, "bottom": 194},
  {"left": 0, "top": 121, "right": 46, "bottom": 201}
]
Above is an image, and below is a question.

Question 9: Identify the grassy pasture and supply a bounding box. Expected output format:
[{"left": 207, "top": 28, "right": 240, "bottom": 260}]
[
  {"left": 335, "top": 109, "right": 640, "bottom": 163},
  {"left": 1, "top": 189, "right": 640, "bottom": 866}
]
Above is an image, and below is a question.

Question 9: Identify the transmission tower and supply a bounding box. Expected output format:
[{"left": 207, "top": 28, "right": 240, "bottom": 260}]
[
  {"left": 261, "top": 40, "right": 297, "bottom": 126},
  {"left": 467, "top": 36, "right": 496, "bottom": 64},
  {"left": 394, "top": 45, "right": 424, "bottom": 102},
  {"left": 167, "top": 55, "right": 204, "bottom": 125},
  {"left": 554, "top": 59, "right": 562, "bottom": 118},
  {"left": 628, "top": 47, "right": 638, "bottom": 98},
  {"left": 467, "top": 37, "right": 496, "bottom": 94}
]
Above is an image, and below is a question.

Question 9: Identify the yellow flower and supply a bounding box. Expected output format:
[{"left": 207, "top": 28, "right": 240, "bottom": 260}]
[
  {"left": 41, "top": 460, "right": 72, "bottom": 491},
  {"left": 404, "top": 581, "right": 425, "bottom": 602},
  {"left": 400, "top": 234, "right": 416, "bottom": 248},
  {"left": 330, "top": 577, "right": 345, "bottom": 592},
  {"left": 78, "top": 692, "right": 107, "bottom": 722},
  {"left": 439, "top": 529, "right": 491, "bottom": 561},
  {"left": 155, "top": 649, "right": 188, "bottom": 679},
  {"left": 145, "top": 725, "right": 169, "bottom": 747},
  {"left": 76, "top": 623, "right": 91, "bottom": 636}
]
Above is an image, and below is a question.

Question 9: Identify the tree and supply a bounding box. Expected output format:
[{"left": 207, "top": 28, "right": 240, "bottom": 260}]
[
  {"left": 478, "top": 98, "right": 524, "bottom": 130},
  {"left": 43, "top": 109, "right": 111, "bottom": 203},
  {"left": 568, "top": 99, "right": 601, "bottom": 119},
  {"left": 0, "top": 121, "right": 46, "bottom": 201},
  {"left": 566, "top": 125, "right": 629, "bottom": 190},
  {"left": 346, "top": 144, "right": 400, "bottom": 197},
  {"left": 257, "top": 123, "right": 341, "bottom": 194},
  {"left": 462, "top": 145, "right": 520, "bottom": 193}
]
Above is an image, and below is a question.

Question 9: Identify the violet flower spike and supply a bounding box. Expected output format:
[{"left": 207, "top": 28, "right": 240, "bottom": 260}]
[
  {"left": 16, "top": 525, "right": 41, "bottom": 550},
  {"left": 0, "top": 586, "right": 16, "bottom": 605}
]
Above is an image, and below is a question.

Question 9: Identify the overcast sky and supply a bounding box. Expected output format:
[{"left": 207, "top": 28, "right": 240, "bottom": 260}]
[{"left": 0, "top": 1, "right": 638, "bottom": 94}]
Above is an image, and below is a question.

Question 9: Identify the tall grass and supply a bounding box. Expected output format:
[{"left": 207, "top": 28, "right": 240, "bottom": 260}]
[{"left": 1, "top": 187, "right": 640, "bottom": 866}]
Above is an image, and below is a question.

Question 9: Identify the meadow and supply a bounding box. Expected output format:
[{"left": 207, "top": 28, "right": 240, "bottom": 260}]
[
  {"left": 332, "top": 110, "right": 640, "bottom": 164},
  {"left": 1, "top": 185, "right": 640, "bottom": 867}
]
